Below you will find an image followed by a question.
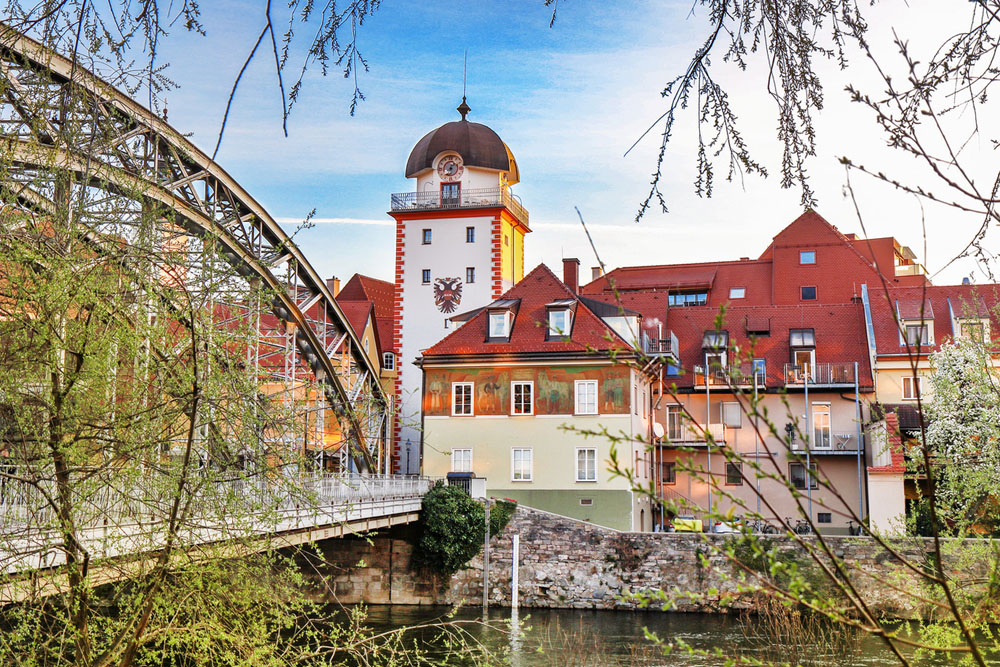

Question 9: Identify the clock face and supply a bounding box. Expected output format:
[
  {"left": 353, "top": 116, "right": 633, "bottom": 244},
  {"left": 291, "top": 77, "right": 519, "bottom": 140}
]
[{"left": 437, "top": 154, "right": 464, "bottom": 181}]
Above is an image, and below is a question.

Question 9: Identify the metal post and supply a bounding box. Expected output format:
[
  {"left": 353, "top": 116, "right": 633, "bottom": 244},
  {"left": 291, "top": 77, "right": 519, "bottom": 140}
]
[
  {"left": 805, "top": 368, "right": 812, "bottom": 522},
  {"left": 705, "top": 353, "right": 712, "bottom": 529},
  {"left": 854, "top": 361, "right": 864, "bottom": 525},
  {"left": 754, "top": 372, "right": 761, "bottom": 517},
  {"left": 511, "top": 533, "right": 519, "bottom": 610},
  {"left": 482, "top": 501, "right": 490, "bottom": 613}
]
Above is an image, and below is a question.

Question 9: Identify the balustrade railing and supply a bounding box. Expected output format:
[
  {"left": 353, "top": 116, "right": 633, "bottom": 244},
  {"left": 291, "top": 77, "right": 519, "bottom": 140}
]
[
  {"left": 783, "top": 363, "right": 856, "bottom": 385},
  {"left": 0, "top": 473, "right": 431, "bottom": 534},
  {"left": 390, "top": 187, "right": 529, "bottom": 227}
]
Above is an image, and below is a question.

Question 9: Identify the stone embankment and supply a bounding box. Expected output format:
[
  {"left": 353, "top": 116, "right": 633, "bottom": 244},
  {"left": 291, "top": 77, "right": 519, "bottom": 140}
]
[{"left": 304, "top": 505, "right": 989, "bottom": 619}]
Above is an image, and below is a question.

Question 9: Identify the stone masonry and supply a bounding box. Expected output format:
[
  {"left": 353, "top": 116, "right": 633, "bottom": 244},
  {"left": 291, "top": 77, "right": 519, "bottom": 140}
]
[{"left": 298, "top": 505, "right": 993, "bottom": 619}]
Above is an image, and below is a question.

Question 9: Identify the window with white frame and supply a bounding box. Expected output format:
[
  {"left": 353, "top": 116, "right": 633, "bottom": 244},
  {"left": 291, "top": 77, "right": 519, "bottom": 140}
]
[
  {"left": 959, "top": 319, "right": 987, "bottom": 342},
  {"left": 789, "top": 462, "right": 818, "bottom": 489},
  {"left": 902, "top": 376, "right": 923, "bottom": 400},
  {"left": 451, "top": 448, "right": 472, "bottom": 472},
  {"left": 576, "top": 448, "right": 597, "bottom": 481},
  {"left": 488, "top": 311, "right": 511, "bottom": 338},
  {"left": 452, "top": 382, "right": 473, "bottom": 416},
  {"left": 634, "top": 451, "right": 645, "bottom": 478},
  {"left": 575, "top": 380, "right": 598, "bottom": 415},
  {"left": 548, "top": 309, "right": 570, "bottom": 337},
  {"left": 903, "top": 322, "right": 930, "bottom": 346},
  {"left": 800, "top": 250, "right": 816, "bottom": 264},
  {"left": 382, "top": 351, "right": 395, "bottom": 370},
  {"left": 722, "top": 402, "right": 742, "bottom": 428},
  {"left": 511, "top": 381, "right": 533, "bottom": 415},
  {"left": 511, "top": 448, "right": 532, "bottom": 481},
  {"left": 812, "top": 403, "right": 831, "bottom": 449},
  {"left": 729, "top": 287, "right": 746, "bottom": 299},
  {"left": 666, "top": 405, "right": 684, "bottom": 441}
]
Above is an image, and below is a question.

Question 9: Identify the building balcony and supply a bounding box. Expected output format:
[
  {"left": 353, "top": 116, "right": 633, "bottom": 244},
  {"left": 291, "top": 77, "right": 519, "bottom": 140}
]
[
  {"left": 642, "top": 330, "right": 679, "bottom": 359},
  {"left": 692, "top": 364, "right": 766, "bottom": 389},
  {"left": 783, "top": 363, "right": 856, "bottom": 387},
  {"left": 389, "top": 187, "right": 529, "bottom": 227},
  {"left": 790, "top": 431, "right": 863, "bottom": 454},
  {"left": 661, "top": 423, "right": 725, "bottom": 447}
]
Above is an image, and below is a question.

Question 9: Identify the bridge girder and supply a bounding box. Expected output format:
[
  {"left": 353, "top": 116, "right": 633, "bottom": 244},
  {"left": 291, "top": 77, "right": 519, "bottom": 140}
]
[{"left": 0, "top": 26, "right": 387, "bottom": 471}]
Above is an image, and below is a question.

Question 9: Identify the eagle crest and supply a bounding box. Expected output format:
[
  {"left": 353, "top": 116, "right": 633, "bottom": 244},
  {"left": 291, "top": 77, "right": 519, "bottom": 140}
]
[{"left": 433, "top": 277, "right": 463, "bottom": 314}]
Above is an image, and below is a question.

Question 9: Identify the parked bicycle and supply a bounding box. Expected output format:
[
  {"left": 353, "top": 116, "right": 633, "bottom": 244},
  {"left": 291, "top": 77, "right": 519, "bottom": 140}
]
[{"left": 784, "top": 517, "right": 814, "bottom": 535}]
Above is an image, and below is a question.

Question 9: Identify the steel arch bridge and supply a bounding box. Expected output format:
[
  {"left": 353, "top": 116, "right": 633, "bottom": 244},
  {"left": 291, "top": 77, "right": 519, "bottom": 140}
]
[{"left": 0, "top": 26, "right": 388, "bottom": 472}]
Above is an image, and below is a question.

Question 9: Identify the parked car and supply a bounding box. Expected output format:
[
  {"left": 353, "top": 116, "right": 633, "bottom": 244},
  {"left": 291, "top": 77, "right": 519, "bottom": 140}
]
[
  {"left": 669, "top": 515, "right": 704, "bottom": 533},
  {"left": 713, "top": 518, "right": 745, "bottom": 534}
]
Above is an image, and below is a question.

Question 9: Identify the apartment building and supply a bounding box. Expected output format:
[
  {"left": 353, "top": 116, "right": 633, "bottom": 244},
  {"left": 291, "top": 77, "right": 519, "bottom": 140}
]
[{"left": 417, "top": 263, "right": 655, "bottom": 531}]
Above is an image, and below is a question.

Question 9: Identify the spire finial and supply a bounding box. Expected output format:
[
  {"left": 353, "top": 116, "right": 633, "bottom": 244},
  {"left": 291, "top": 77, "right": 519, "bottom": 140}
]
[
  {"left": 457, "top": 96, "right": 470, "bottom": 121},
  {"left": 457, "top": 50, "right": 470, "bottom": 120}
]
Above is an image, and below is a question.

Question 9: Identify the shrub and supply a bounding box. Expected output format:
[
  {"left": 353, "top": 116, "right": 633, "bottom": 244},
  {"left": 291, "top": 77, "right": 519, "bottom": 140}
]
[{"left": 416, "top": 483, "right": 486, "bottom": 575}]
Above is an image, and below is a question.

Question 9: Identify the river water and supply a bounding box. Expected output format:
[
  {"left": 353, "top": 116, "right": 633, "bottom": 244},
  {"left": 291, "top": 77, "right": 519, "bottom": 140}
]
[{"left": 357, "top": 605, "right": 954, "bottom": 666}]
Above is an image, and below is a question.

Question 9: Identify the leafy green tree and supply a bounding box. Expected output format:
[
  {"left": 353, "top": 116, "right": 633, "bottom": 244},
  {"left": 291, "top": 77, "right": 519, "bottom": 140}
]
[{"left": 924, "top": 339, "right": 1000, "bottom": 534}]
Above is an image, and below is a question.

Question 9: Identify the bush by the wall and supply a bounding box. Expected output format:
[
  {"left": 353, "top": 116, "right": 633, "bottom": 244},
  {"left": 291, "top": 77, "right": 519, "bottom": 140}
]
[
  {"left": 416, "top": 483, "right": 486, "bottom": 575},
  {"left": 416, "top": 486, "right": 518, "bottom": 575}
]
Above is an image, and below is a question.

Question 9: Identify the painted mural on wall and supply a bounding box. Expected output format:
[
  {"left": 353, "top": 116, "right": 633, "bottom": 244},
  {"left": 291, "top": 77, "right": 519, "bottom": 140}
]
[{"left": 424, "top": 365, "right": 630, "bottom": 416}]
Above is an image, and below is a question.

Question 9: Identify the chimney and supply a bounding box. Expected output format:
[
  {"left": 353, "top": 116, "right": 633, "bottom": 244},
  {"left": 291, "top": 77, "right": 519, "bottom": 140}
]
[
  {"left": 591, "top": 266, "right": 603, "bottom": 281},
  {"left": 327, "top": 276, "right": 341, "bottom": 296},
  {"left": 563, "top": 258, "right": 580, "bottom": 293}
]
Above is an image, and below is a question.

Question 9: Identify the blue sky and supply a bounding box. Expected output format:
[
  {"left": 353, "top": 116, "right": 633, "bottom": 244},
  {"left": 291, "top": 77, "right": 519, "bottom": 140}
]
[{"left": 151, "top": 1, "right": 992, "bottom": 286}]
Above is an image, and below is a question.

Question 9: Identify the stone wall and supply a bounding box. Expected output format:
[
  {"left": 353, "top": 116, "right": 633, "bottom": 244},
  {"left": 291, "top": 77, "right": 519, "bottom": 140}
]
[{"left": 299, "top": 505, "right": 992, "bottom": 618}]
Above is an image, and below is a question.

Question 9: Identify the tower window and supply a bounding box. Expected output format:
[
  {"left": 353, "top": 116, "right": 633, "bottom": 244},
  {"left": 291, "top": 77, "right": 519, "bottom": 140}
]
[
  {"left": 466, "top": 267, "right": 475, "bottom": 283},
  {"left": 421, "top": 269, "right": 430, "bottom": 284},
  {"left": 466, "top": 226, "right": 475, "bottom": 243},
  {"left": 801, "top": 286, "right": 817, "bottom": 300},
  {"left": 441, "top": 182, "right": 460, "bottom": 206},
  {"left": 422, "top": 229, "right": 432, "bottom": 244}
]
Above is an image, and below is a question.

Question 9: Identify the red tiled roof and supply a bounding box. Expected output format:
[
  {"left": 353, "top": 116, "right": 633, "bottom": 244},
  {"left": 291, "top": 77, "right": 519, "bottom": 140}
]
[
  {"left": 583, "top": 292, "right": 874, "bottom": 390},
  {"left": 337, "top": 274, "right": 395, "bottom": 353},
  {"left": 422, "top": 263, "right": 631, "bottom": 358},
  {"left": 335, "top": 300, "right": 374, "bottom": 341},
  {"left": 338, "top": 274, "right": 395, "bottom": 320},
  {"left": 868, "top": 412, "right": 906, "bottom": 474},
  {"left": 868, "top": 284, "right": 1000, "bottom": 354}
]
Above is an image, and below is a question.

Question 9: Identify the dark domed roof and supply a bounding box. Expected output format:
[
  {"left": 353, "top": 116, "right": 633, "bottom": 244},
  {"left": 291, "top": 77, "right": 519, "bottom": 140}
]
[{"left": 405, "top": 111, "right": 519, "bottom": 183}]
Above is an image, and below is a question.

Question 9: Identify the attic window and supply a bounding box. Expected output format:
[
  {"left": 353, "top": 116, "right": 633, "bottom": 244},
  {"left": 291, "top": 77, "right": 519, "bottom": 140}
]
[
  {"left": 702, "top": 330, "right": 729, "bottom": 350},
  {"left": 668, "top": 291, "right": 708, "bottom": 307},
  {"left": 548, "top": 309, "right": 571, "bottom": 337},
  {"left": 959, "top": 319, "right": 988, "bottom": 342},
  {"left": 489, "top": 311, "right": 512, "bottom": 338},
  {"left": 546, "top": 299, "right": 575, "bottom": 339},
  {"left": 729, "top": 287, "right": 745, "bottom": 299}
]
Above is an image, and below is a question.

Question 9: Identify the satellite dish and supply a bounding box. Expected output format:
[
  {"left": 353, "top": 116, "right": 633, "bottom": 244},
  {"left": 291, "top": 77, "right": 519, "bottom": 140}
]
[{"left": 652, "top": 422, "right": 665, "bottom": 439}]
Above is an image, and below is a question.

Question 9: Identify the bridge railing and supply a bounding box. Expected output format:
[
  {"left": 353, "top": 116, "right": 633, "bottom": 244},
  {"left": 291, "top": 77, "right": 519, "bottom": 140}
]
[{"left": 0, "top": 473, "right": 432, "bottom": 536}]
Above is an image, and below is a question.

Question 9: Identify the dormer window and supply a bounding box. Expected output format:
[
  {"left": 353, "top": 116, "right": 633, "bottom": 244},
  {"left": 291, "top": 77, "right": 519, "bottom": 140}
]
[
  {"left": 489, "top": 311, "right": 511, "bottom": 338},
  {"left": 958, "top": 319, "right": 988, "bottom": 343},
  {"left": 548, "top": 309, "right": 570, "bottom": 336},
  {"left": 545, "top": 299, "right": 575, "bottom": 339},
  {"left": 485, "top": 299, "right": 519, "bottom": 342},
  {"left": 902, "top": 322, "right": 930, "bottom": 346}
]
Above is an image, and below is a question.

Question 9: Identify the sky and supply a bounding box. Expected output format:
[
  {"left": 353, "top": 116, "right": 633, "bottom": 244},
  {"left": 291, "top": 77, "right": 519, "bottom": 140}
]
[{"left": 146, "top": 0, "right": 999, "bottom": 287}]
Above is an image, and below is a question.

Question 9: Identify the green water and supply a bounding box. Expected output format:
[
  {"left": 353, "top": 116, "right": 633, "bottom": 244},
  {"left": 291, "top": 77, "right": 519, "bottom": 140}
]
[{"left": 356, "top": 605, "right": 958, "bottom": 666}]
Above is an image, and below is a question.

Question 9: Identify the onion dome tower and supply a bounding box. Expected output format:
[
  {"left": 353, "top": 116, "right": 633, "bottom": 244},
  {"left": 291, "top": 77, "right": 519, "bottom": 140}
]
[{"left": 388, "top": 99, "right": 531, "bottom": 474}]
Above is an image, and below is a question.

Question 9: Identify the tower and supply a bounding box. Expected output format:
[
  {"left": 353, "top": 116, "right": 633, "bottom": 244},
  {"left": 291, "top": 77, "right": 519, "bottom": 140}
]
[{"left": 389, "top": 99, "right": 530, "bottom": 473}]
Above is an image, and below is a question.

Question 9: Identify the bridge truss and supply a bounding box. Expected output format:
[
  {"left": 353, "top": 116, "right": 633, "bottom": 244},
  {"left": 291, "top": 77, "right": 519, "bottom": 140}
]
[{"left": 0, "top": 26, "right": 389, "bottom": 472}]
